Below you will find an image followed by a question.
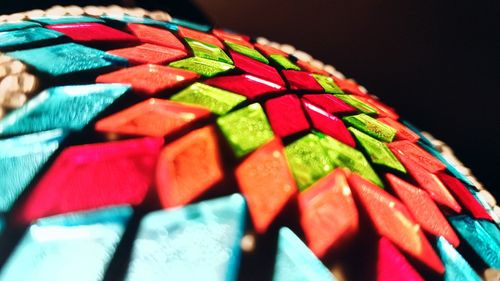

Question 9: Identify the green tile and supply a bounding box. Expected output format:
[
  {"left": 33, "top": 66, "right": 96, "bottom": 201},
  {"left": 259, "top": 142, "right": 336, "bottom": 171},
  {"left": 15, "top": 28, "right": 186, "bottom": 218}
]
[
  {"left": 335, "top": 94, "right": 378, "bottom": 115},
  {"left": 343, "top": 113, "right": 396, "bottom": 142},
  {"left": 349, "top": 127, "right": 406, "bottom": 173},
  {"left": 269, "top": 54, "right": 300, "bottom": 70},
  {"left": 285, "top": 133, "right": 333, "bottom": 191},
  {"left": 185, "top": 38, "right": 233, "bottom": 64},
  {"left": 217, "top": 103, "right": 274, "bottom": 158},
  {"left": 316, "top": 131, "right": 383, "bottom": 187},
  {"left": 170, "top": 82, "right": 246, "bottom": 115},
  {"left": 170, "top": 57, "right": 234, "bottom": 77},
  {"left": 312, "top": 74, "right": 343, "bottom": 94},
  {"left": 226, "top": 41, "right": 269, "bottom": 64}
]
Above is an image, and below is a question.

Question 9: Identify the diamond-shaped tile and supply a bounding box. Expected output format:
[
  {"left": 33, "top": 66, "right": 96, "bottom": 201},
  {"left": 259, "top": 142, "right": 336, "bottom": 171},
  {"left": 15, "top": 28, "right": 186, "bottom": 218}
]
[
  {"left": 226, "top": 41, "right": 269, "bottom": 64},
  {"left": 178, "top": 26, "right": 223, "bottom": 48},
  {"left": 231, "top": 51, "right": 284, "bottom": 86},
  {"left": 265, "top": 94, "right": 310, "bottom": 138},
  {"left": 0, "top": 84, "right": 129, "bottom": 135},
  {"left": 298, "top": 168, "right": 359, "bottom": 257},
  {"left": 46, "top": 23, "right": 139, "bottom": 48},
  {"left": 376, "top": 238, "right": 425, "bottom": 281},
  {"left": 185, "top": 37, "right": 233, "bottom": 64},
  {"left": 126, "top": 23, "right": 186, "bottom": 50},
  {"left": 124, "top": 194, "right": 246, "bottom": 281},
  {"left": 95, "top": 98, "right": 211, "bottom": 137},
  {"left": 169, "top": 57, "right": 235, "bottom": 77},
  {"left": 436, "top": 237, "right": 482, "bottom": 281},
  {"left": 285, "top": 133, "right": 333, "bottom": 191},
  {"left": 0, "top": 21, "right": 40, "bottom": 32},
  {"left": 302, "top": 94, "right": 356, "bottom": 115},
  {"left": 96, "top": 64, "right": 199, "bottom": 95},
  {"left": 0, "top": 130, "right": 66, "bottom": 213},
  {"left": 108, "top": 43, "right": 187, "bottom": 65},
  {"left": 15, "top": 137, "right": 163, "bottom": 223},
  {"left": 349, "top": 127, "right": 406, "bottom": 173},
  {"left": 269, "top": 54, "right": 301, "bottom": 70},
  {"left": 213, "top": 29, "right": 252, "bottom": 48},
  {"left": 343, "top": 113, "right": 396, "bottom": 142},
  {"left": 156, "top": 126, "right": 224, "bottom": 208},
  {"left": 205, "top": 74, "right": 285, "bottom": 100},
  {"left": 0, "top": 206, "right": 132, "bottom": 281},
  {"left": 170, "top": 82, "right": 246, "bottom": 115},
  {"left": 303, "top": 100, "right": 355, "bottom": 147},
  {"left": 273, "top": 227, "right": 337, "bottom": 281},
  {"left": 217, "top": 103, "right": 274, "bottom": 158},
  {"left": 312, "top": 74, "right": 343, "bottom": 94},
  {"left": 388, "top": 140, "right": 446, "bottom": 173},
  {"left": 7, "top": 43, "right": 128, "bottom": 77},
  {"left": 282, "top": 70, "right": 324, "bottom": 91},
  {"left": 318, "top": 132, "right": 383, "bottom": 187},
  {"left": 335, "top": 94, "right": 378, "bottom": 115},
  {"left": 236, "top": 138, "right": 297, "bottom": 233},
  {"left": 0, "top": 27, "right": 65, "bottom": 51}
]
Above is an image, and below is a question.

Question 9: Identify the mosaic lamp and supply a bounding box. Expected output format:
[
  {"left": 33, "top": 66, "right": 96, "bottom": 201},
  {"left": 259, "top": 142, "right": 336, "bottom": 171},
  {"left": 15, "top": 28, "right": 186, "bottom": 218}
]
[{"left": 0, "top": 5, "right": 498, "bottom": 281}]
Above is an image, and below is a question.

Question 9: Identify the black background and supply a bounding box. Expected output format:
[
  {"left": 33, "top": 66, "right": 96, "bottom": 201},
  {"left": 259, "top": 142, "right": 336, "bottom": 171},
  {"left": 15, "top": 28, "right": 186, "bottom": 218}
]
[{"left": 2, "top": 0, "right": 499, "bottom": 197}]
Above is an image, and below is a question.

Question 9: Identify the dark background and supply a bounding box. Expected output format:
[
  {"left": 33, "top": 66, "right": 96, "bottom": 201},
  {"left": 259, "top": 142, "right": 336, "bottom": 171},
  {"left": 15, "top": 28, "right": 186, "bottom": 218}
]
[{"left": 2, "top": 0, "right": 499, "bottom": 197}]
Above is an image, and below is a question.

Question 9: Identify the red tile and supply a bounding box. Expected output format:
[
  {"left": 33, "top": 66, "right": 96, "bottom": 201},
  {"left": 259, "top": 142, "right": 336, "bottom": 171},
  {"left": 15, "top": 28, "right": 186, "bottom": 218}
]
[
  {"left": 348, "top": 173, "right": 445, "bottom": 274},
  {"left": 156, "top": 126, "right": 224, "bottom": 208},
  {"left": 282, "top": 70, "right": 324, "bottom": 91},
  {"left": 231, "top": 51, "right": 285, "bottom": 86},
  {"left": 96, "top": 64, "right": 199, "bottom": 95},
  {"left": 95, "top": 98, "right": 211, "bottom": 137},
  {"left": 127, "top": 23, "right": 186, "bottom": 51},
  {"left": 108, "top": 43, "right": 187, "bottom": 65},
  {"left": 303, "top": 100, "right": 356, "bottom": 147},
  {"left": 254, "top": 43, "right": 289, "bottom": 56},
  {"left": 296, "top": 60, "right": 330, "bottom": 75},
  {"left": 212, "top": 29, "right": 253, "bottom": 48},
  {"left": 387, "top": 173, "right": 460, "bottom": 247},
  {"left": 178, "top": 26, "right": 223, "bottom": 48},
  {"left": 205, "top": 74, "right": 285, "bottom": 99},
  {"left": 298, "top": 169, "right": 359, "bottom": 257},
  {"left": 376, "top": 237, "right": 425, "bottom": 281},
  {"left": 236, "top": 138, "right": 297, "bottom": 233},
  {"left": 396, "top": 153, "right": 462, "bottom": 213},
  {"left": 15, "top": 137, "right": 164, "bottom": 223},
  {"left": 388, "top": 140, "right": 446, "bottom": 173},
  {"left": 437, "top": 172, "right": 492, "bottom": 221},
  {"left": 302, "top": 94, "right": 356, "bottom": 115},
  {"left": 46, "top": 22, "right": 139, "bottom": 47},
  {"left": 377, "top": 117, "right": 420, "bottom": 142},
  {"left": 264, "top": 94, "right": 310, "bottom": 138},
  {"left": 332, "top": 76, "right": 369, "bottom": 96}
]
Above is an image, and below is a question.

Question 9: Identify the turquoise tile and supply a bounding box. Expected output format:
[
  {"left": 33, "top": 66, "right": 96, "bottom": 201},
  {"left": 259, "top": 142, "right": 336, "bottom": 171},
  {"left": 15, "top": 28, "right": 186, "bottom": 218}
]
[
  {"left": 0, "top": 206, "right": 133, "bottom": 281},
  {"left": 0, "top": 21, "right": 41, "bottom": 32},
  {"left": 0, "top": 129, "right": 67, "bottom": 213},
  {"left": 0, "top": 84, "right": 130, "bottom": 135},
  {"left": 29, "top": 16, "right": 104, "bottom": 25},
  {"left": 273, "top": 227, "right": 337, "bottom": 281},
  {"left": 171, "top": 17, "right": 211, "bottom": 32},
  {"left": 124, "top": 194, "right": 246, "bottom": 281},
  {"left": 7, "top": 43, "right": 128, "bottom": 77},
  {"left": 449, "top": 215, "right": 500, "bottom": 268},
  {"left": 436, "top": 237, "right": 481, "bottom": 281},
  {"left": 0, "top": 27, "right": 64, "bottom": 51},
  {"left": 102, "top": 14, "right": 178, "bottom": 31}
]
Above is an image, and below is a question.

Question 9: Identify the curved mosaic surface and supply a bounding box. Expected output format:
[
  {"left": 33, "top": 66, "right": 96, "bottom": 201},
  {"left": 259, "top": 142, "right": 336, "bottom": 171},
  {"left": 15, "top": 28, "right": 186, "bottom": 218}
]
[{"left": 0, "top": 6, "right": 498, "bottom": 281}]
